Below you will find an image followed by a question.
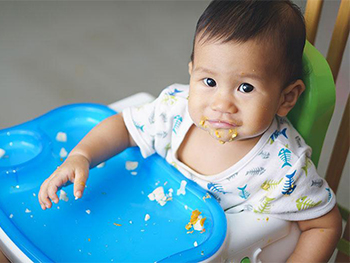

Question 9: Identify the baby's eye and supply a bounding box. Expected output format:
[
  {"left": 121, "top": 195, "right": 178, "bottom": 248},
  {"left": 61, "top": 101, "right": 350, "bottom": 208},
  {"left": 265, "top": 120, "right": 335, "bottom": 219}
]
[
  {"left": 203, "top": 78, "right": 217, "bottom": 87},
  {"left": 238, "top": 83, "right": 254, "bottom": 93}
]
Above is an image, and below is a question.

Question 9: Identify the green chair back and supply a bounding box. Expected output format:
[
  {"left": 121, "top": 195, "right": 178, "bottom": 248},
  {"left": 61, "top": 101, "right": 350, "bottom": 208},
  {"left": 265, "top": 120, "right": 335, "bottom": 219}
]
[{"left": 288, "top": 41, "right": 336, "bottom": 167}]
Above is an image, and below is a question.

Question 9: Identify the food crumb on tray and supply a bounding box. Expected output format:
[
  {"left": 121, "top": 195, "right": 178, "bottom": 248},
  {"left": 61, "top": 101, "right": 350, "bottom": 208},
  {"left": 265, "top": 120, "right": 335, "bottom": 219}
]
[
  {"left": 59, "top": 147, "right": 68, "bottom": 158},
  {"left": 185, "top": 209, "right": 206, "bottom": 233},
  {"left": 125, "top": 161, "right": 138, "bottom": 171},
  {"left": 59, "top": 190, "right": 69, "bottom": 202},
  {"left": 96, "top": 162, "right": 105, "bottom": 168},
  {"left": 0, "top": 148, "right": 5, "bottom": 159},
  {"left": 177, "top": 180, "right": 187, "bottom": 196},
  {"left": 55, "top": 132, "right": 67, "bottom": 142},
  {"left": 148, "top": 186, "right": 173, "bottom": 206}
]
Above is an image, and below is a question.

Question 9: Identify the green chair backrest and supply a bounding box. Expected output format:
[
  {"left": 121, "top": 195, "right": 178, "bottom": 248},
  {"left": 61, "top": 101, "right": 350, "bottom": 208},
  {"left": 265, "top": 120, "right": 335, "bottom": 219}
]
[{"left": 288, "top": 41, "right": 336, "bottom": 167}]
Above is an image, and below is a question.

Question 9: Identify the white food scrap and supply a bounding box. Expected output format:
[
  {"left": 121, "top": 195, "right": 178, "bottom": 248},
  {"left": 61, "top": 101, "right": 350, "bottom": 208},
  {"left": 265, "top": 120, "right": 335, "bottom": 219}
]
[
  {"left": 177, "top": 180, "right": 187, "bottom": 196},
  {"left": 0, "top": 148, "right": 5, "bottom": 159},
  {"left": 86, "top": 210, "right": 91, "bottom": 215},
  {"left": 144, "top": 214, "right": 150, "bottom": 221},
  {"left": 25, "top": 209, "right": 31, "bottom": 213},
  {"left": 125, "top": 161, "right": 138, "bottom": 171},
  {"left": 60, "top": 148, "right": 68, "bottom": 158},
  {"left": 148, "top": 186, "right": 173, "bottom": 206},
  {"left": 194, "top": 241, "right": 198, "bottom": 247},
  {"left": 59, "top": 190, "right": 69, "bottom": 202},
  {"left": 96, "top": 162, "right": 105, "bottom": 168},
  {"left": 56, "top": 132, "right": 67, "bottom": 142}
]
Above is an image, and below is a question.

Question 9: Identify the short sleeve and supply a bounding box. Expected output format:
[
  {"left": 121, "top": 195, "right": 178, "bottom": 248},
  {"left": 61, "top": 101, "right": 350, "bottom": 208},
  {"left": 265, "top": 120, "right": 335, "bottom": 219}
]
[
  {"left": 253, "top": 153, "right": 336, "bottom": 221},
  {"left": 122, "top": 85, "right": 185, "bottom": 158}
]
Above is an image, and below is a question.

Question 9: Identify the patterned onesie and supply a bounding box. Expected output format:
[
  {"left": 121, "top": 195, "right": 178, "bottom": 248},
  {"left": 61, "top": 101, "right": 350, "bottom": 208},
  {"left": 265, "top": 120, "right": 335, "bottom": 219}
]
[{"left": 122, "top": 83, "right": 336, "bottom": 221}]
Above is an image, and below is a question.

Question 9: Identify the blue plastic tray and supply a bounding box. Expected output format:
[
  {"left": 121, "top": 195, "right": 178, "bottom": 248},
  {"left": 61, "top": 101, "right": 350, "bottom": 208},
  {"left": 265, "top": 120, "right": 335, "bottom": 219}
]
[{"left": 0, "top": 104, "right": 226, "bottom": 262}]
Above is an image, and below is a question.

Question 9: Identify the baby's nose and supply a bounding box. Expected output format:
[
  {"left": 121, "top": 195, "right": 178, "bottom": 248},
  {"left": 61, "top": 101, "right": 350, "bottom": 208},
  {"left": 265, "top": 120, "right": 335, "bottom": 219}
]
[{"left": 210, "top": 92, "right": 238, "bottom": 114}]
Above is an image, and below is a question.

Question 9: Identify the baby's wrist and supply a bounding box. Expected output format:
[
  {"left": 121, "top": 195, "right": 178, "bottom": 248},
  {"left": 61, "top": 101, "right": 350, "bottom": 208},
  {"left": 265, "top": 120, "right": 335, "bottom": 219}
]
[{"left": 67, "top": 151, "right": 91, "bottom": 167}]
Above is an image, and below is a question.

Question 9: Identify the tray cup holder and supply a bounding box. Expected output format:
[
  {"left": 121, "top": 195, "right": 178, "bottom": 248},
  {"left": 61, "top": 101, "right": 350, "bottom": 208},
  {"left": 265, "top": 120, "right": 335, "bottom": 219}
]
[{"left": 0, "top": 130, "right": 45, "bottom": 168}]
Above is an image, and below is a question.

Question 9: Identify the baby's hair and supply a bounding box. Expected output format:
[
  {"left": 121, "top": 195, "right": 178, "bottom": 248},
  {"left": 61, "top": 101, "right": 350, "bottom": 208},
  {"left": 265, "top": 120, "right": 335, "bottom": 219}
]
[{"left": 191, "top": 0, "right": 306, "bottom": 88}]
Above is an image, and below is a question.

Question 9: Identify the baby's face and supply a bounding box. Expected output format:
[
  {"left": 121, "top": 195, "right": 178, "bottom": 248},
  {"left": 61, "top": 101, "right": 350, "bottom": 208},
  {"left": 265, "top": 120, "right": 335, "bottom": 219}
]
[{"left": 188, "top": 38, "right": 285, "bottom": 144}]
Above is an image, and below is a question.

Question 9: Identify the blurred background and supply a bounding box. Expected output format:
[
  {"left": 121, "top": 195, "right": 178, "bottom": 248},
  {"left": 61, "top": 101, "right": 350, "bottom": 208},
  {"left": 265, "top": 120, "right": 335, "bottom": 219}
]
[{"left": 0, "top": 0, "right": 348, "bottom": 208}]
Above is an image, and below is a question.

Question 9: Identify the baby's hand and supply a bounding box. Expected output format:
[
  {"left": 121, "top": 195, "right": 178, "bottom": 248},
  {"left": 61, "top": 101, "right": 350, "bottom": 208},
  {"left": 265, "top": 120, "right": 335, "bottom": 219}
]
[{"left": 38, "top": 154, "right": 90, "bottom": 210}]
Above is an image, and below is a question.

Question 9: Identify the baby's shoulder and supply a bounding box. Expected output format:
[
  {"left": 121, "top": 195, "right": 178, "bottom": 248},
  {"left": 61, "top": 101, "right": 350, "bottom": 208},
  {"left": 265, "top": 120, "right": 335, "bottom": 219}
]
[
  {"left": 159, "top": 83, "right": 189, "bottom": 100},
  {"left": 150, "top": 83, "right": 189, "bottom": 124},
  {"left": 268, "top": 116, "right": 312, "bottom": 160}
]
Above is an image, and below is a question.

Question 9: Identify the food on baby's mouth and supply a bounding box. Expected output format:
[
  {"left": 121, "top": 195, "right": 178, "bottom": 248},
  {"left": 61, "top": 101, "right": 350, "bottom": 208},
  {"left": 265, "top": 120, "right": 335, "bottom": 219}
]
[
  {"left": 229, "top": 129, "right": 238, "bottom": 141},
  {"left": 199, "top": 116, "right": 207, "bottom": 127}
]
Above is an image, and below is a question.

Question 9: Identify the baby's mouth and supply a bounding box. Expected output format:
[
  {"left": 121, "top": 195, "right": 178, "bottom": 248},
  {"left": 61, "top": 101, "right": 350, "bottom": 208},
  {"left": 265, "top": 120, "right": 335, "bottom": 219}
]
[
  {"left": 207, "top": 120, "right": 237, "bottom": 129},
  {"left": 199, "top": 116, "right": 238, "bottom": 144}
]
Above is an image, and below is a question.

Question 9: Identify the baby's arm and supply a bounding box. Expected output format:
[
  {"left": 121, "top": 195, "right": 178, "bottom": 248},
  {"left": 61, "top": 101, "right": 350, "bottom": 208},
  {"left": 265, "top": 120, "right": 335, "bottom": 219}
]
[
  {"left": 287, "top": 205, "right": 342, "bottom": 262},
  {"left": 38, "top": 113, "right": 135, "bottom": 209}
]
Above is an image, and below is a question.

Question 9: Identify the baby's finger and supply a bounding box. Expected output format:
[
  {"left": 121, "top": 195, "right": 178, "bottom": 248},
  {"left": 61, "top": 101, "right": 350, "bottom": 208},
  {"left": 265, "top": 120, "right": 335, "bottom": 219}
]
[
  {"left": 47, "top": 174, "right": 69, "bottom": 204},
  {"left": 73, "top": 168, "right": 88, "bottom": 199},
  {"left": 39, "top": 181, "right": 53, "bottom": 209}
]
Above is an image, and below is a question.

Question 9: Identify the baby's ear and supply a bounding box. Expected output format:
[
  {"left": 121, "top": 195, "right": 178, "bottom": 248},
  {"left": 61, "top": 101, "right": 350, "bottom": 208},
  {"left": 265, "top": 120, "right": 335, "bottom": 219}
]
[
  {"left": 188, "top": 61, "right": 193, "bottom": 75},
  {"left": 277, "top": 79, "right": 305, "bottom": 117}
]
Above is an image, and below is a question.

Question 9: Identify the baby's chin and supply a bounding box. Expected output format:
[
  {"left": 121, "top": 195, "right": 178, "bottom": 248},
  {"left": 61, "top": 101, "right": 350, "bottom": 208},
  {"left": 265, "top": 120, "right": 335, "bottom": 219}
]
[{"left": 205, "top": 127, "right": 238, "bottom": 145}]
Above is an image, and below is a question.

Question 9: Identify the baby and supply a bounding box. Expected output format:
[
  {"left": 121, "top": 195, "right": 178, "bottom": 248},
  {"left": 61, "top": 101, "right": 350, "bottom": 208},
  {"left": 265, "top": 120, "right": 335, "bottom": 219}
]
[{"left": 38, "top": 0, "right": 342, "bottom": 262}]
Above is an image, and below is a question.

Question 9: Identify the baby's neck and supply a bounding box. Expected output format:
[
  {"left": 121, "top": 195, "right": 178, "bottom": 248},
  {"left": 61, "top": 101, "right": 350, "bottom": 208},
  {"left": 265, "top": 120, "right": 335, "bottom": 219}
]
[{"left": 177, "top": 125, "right": 261, "bottom": 175}]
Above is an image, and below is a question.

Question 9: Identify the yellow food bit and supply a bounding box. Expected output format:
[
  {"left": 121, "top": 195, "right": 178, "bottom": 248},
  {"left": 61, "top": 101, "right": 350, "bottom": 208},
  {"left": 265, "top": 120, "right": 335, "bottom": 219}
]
[
  {"left": 185, "top": 210, "right": 207, "bottom": 233},
  {"left": 113, "top": 223, "right": 122, "bottom": 226},
  {"left": 202, "top": 193, "right": 211, "bottom": 201},
  {"left": 215, "top": 130, "right": 221, "bottom": 138},
  {"left": 187, "top": 230, "right": 194, "bottom": 234},
  {"left": 199, "top": 116, "right": 208, "bottom": 127},
  {"left": 79, "top": 181, "right": 86, "bottom": 187},
  {"left": 190, "top": 210, "right": 201, "bottom": 225},
  {"left": 185, "top": 223, "right": 192, "bottom": 230},
  {"left": 88, "top": 238, "right": 91, "bottom": 242},
  {"left": 266, "top": 217, "right": 269, "bottom": 222},
  {"left": 219, "top": 140, "right": 225, "bottom": 144}
]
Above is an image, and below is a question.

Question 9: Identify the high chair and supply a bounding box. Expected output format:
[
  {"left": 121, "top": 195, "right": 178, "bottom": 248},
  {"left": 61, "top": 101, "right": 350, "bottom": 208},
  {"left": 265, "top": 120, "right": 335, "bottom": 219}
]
[{"left": 0, "top": 1, "right": 348, "bottom": 262}]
